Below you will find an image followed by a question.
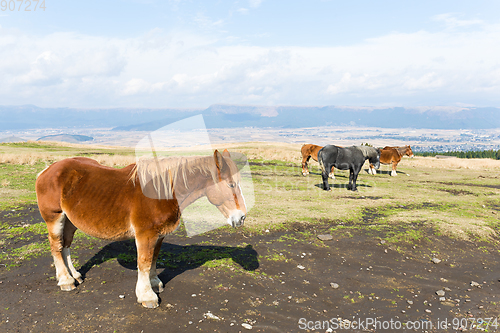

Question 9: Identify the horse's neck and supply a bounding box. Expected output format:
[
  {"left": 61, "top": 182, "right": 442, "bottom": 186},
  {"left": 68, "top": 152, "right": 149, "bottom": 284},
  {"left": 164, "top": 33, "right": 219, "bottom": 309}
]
[
  {"left": 172, "top": 160, "right": 213, "bottom": 211},
  {"left": 395, "top": 147, "right": 405, "bottom": 156}
]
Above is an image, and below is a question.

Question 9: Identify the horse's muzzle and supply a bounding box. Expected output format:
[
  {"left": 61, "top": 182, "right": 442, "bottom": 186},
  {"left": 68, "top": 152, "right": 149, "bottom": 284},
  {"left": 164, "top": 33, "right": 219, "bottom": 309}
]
[{"left": 229, "top": 211, "right": 246, "bottom": 228}]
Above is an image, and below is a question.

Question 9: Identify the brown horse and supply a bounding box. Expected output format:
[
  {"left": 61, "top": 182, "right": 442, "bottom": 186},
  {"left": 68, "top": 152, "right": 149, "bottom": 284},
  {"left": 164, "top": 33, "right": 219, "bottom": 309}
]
[
  {"left": 35, "top": 150, "right": 247, "bottom": 309},
  {"left": 369, "top": 145, "right": 414, "bottom": 176},
  {"left": 301, "top": 144, "right": 335, "bottom": 178}
]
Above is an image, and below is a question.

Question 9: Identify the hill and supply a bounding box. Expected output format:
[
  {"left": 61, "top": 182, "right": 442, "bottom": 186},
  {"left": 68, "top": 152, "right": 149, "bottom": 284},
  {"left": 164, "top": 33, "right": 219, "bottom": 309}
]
[
  {"left": 37, "top": 134, "right": 94, "bottom": 143},
  {"left": 1, "top": 104, "right": 499, "bottom": 131}
]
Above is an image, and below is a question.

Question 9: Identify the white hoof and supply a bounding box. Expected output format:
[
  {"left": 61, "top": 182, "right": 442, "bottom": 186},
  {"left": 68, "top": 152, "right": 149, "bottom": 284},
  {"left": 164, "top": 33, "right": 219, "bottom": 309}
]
[
  {"left": 57, "top": 275, "right": 76, "bottom": 291},
  {"left": 141, "top": 300, "right": 159, "bottom": 309}
]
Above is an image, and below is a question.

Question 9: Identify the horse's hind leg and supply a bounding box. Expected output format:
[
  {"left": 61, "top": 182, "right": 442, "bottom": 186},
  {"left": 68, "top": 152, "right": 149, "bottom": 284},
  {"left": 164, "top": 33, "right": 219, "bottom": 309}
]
[
  {"left": 61, "top": 218, "right": 82, "bottom": 285},
  {"left": 302, "top": 156, "right": 311, "bottom": 176},
  {"left": 391, "top": 162, "right": 398, "bottom": 176},
  {"left": 46, "top": 212, "right": 77, "bottom": 291},
  {"left": 149, "top": 236, "right": 164, "bottom": 293}
]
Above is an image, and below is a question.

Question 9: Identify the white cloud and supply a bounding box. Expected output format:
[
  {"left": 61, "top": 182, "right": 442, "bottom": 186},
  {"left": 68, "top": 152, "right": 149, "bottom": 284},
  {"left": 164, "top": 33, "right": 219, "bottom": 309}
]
[
  {"left": 1, "top": 14, "right": 500, "bottom": 108},
  {"left": 433, "top": 13, "right": 484, "bottom": 30},
  {"left": 248, "top": 0, "right": 263, "bottom": 8}
]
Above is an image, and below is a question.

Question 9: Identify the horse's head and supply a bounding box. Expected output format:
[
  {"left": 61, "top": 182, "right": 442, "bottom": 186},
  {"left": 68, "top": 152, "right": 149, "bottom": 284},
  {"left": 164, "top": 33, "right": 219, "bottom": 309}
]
[
  {"left": 406, "top": 145, "right": 414, "bottom": 158},
  {"left": 205, "top": 149, "right": 247, "bottom": 228},
  {"left": 370, "top": 148, "right": 381, "bottom": 170}
]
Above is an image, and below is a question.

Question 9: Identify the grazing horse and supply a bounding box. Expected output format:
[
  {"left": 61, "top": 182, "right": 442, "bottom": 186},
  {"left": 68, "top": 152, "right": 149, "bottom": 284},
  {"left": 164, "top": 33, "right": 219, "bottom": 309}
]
[
  {"left": 369, "top": 145, "right": 414, "bottom": 176},
  {"left": 301, "top": 144, "right": 335, "bottom": 178},
  {"left": 35, "top": 150, "right": 247, "bottom": 309},
  {"left": 318, "top": 145, "right": 380, "bottom": 191}
]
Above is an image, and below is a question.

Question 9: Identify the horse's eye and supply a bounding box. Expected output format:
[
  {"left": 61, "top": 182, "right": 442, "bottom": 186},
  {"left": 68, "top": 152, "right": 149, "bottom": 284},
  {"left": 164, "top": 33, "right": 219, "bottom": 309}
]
[{"left": 227, "top": 182, "right": 236, "bottom": 188}]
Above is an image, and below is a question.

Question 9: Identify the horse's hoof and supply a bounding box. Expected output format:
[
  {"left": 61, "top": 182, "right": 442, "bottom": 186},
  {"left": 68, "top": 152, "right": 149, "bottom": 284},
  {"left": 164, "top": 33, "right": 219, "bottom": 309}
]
[
  {"left": 153, "top": 285, "right": 164, "bottom": 293},
  {"left": 75, "top": 277, "right": 83, "bottom": 284},
  {"left": 59, "top": 284, "right": 76, "bottom": 291},
  {"left": 142, "top": 300, "right": 159, "bottom": 309}
]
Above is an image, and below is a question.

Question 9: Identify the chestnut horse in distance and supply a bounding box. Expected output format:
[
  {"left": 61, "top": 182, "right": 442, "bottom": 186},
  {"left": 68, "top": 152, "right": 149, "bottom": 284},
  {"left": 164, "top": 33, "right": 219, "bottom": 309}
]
[
  {"left": 35, "top": 150, "right": 247, "bottom": 309},
  {"left": 369, "top": 145, "right": 414, "bottom": 176},
  {"left": 301, "top": 144, "right": 335, "bottom": 178}
]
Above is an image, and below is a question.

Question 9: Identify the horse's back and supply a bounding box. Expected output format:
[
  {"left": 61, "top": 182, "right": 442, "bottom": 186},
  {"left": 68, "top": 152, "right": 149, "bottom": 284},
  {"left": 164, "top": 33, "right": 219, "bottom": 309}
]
[
  {"left": 36, "top": 158, "right": 140, "bottom": 236},
  {"left": 379, "top": 147, "right": 401, "bottom": 164}
]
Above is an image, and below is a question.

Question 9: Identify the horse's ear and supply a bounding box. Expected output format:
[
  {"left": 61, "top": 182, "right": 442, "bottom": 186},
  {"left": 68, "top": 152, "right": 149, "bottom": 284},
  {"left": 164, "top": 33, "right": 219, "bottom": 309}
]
[
  {"left": 222, "top": 149, "right": 230, "bottom": 158},
  {"left": 214, "top": 150, "right": 223, "bottom": 169},
  {"left": 214, "top": 150, "right": 228, "bottom": 172}
]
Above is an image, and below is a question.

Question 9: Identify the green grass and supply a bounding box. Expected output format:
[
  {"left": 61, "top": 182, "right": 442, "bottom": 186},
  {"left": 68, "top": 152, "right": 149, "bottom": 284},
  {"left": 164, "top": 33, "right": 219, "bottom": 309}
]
[{"left": 0, "top": 142, "right": 499, "bottom": 272}]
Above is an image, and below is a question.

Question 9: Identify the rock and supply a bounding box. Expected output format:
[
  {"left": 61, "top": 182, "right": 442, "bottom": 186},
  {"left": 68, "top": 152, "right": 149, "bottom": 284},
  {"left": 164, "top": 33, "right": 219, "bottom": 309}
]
[
  {"left": 443, "top": 287, "right": 452, "bottom": 292},
  {"left": 431, "top": 258, "right": 441, "bottom": 264},
  {"left": 439, "top": 297, "right": 446, "bottom": 302},
  {"left": 119, "top": 295, "right": 125, "bottom": 299},
  {"left": 380, "top": 240, "right": 386, "bottom": 244},
  {"left": 242, "top": 323, "right": 253, "bottom": 330},
  {"left": 204, "top": 312, "right": 221, "bottom": 321},
  {"left": 425, "top": 309, "right": 432, "bottom": 313},
  {"left": 330, "top": 283, "right": 339, "bottom": 289},
  {"left": 440, "top": 278, "right": 449, "bottom": 283},
  {"left": 407, "top": 300, "right": 413, "bottom": 305},
  {"left": 436, "top": 290, "right": 446, "bottom": 297},
  {"left": 297, "top": 265, "right": 305, "bottom": 270},
  {"left": 317, "top": 234, "right": 333, "bottom": 241},
  {"left": 470, "top": 281, "right": 480, "bottom": 287}
]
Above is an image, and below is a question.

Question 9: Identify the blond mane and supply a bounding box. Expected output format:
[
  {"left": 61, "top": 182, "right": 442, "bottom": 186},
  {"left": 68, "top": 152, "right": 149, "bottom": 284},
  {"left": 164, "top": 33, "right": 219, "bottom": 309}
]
[{"left": 130, "top": 155, "right": 219, "bottom": 200}]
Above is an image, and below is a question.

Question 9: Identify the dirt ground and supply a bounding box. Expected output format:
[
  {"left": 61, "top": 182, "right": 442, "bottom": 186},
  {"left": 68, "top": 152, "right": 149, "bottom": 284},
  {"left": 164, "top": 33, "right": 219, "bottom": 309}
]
[{"left": 1, "top": 205, "right": 499, "bottom": 333}]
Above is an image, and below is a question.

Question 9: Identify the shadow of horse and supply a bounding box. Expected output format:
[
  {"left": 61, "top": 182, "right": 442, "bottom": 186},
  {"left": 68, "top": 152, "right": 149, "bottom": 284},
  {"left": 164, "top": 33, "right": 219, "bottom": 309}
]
[
  {"left": 78, "top": 240, "right": 259, "bottom": 286},
  {"left": 364, "top": 168, "right": 406, "bottom": 176},
  {"left": 314, "top": 183, "right": 372, "bottom": 190}
]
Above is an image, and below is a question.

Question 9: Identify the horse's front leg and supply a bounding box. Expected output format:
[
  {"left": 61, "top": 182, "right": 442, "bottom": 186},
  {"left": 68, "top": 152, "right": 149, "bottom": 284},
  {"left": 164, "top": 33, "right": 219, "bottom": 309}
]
[
  {"left": 351, "top": 166, "right": 361, "bottom": 191},
  {"left": 347, "top": 169, "right": 354, "bottom": 190},
  {"left": 149, "top": 236, "right": 165, "bottom": 293},
  {"left": 135, "top": 235, "right": 160, "bottom": 308}
]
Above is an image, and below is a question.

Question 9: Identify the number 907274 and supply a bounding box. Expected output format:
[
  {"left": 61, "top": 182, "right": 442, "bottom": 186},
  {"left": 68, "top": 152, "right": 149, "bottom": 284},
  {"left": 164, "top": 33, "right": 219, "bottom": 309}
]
[{"left": 1, "top": 0, "right": 46, "bottom": 11}]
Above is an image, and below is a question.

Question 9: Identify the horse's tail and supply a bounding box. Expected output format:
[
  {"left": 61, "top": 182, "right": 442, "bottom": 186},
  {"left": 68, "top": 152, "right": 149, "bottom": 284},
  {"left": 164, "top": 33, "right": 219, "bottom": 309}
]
[{"left": 318, "top": 150, "right": 326, "bottom": 174}]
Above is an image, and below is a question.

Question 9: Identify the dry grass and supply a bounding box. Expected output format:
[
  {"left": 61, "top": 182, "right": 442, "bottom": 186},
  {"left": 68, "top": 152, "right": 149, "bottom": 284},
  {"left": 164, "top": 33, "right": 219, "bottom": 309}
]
[{"left": 405, "top": 156, "right": 500, "bottom": 170}]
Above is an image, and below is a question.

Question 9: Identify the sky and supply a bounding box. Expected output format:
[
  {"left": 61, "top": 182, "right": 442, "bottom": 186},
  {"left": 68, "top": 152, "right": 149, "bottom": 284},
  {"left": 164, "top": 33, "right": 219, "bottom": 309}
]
[{"left": 1, "top": 0, "right": 500, "bottom": 109}]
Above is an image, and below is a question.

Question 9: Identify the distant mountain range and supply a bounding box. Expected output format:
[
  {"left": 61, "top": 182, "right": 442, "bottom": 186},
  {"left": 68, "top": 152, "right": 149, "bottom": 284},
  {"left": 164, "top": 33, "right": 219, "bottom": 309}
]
[{"left": 1, "top": 104, "right": 499, "bottom": 131}]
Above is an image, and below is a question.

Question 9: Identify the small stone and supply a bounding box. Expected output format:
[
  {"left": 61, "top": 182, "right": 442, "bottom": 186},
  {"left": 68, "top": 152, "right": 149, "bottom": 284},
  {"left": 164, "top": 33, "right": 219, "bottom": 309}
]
[
  {"left": 384, "top": 249, "right": 388, "bottom": 253},
  {"left": 443, "top": 287, "right": 451, "bottom": 292},
  {"left": 440, "top": 278, "right": 448, "bottom": 283},
  {"left": 204, "top": 312, "right": 221, "bottom": 321},
  {"left": 380, "top": 240, "right": 386, "bottom": 244},
  {"left": 431, "top": 258, "right": 441, "bottom": 264},
  {"left": 425, "top": 309, "right": 432, "bottom": 313},
  {"left": 242, "top": 323, "right": 253, "bottom": 330},
  {"left": 407, "top": 300, "right": 413, "bottom": 305},
  {"left": 478, "top": 305, "right": 484, "bottom": 309},
  {"left": 470, "top": 281, "right": 480, "bottom": 287},
  {"left": 401, "top": 310, "right": 406, "bottom": 313},
  {"left": 439, "top": 297, "right": 446, "bottom": 302},
  {"left": 119, "top": 295, "right": 125, "bottom": 299},
  {"left": 330, "top": 283, "right": 339, "bottom": 289},
  {"left": 297, "top": 265, "right": 305, "bottom": 270},
  {"left": 317, "top": 234, "right": 333, "bottom": 241},
  {"left": 436, "top": 290, "right": 445, "bottom": 297},
  {"left": 191, "top": 294, "right": 197, "bottom": 297}
]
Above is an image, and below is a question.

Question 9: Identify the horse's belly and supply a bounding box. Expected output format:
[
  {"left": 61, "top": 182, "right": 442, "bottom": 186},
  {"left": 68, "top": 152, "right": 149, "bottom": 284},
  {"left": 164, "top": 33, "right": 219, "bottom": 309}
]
[{"left": 63, "top": 208, "right": 135, "bottom": 241}]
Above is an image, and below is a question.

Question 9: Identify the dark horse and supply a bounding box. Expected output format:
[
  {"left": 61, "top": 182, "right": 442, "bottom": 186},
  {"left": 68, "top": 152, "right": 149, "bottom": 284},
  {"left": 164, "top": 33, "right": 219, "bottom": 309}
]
[{"left": 318, "top": 145, "right": 380, "bottom": 191}]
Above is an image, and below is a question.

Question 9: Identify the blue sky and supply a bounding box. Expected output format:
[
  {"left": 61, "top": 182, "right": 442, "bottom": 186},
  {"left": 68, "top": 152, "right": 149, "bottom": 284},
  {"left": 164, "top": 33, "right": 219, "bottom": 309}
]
[{"left": 1, "top": 0, "right": 500, "bottom": 108}]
